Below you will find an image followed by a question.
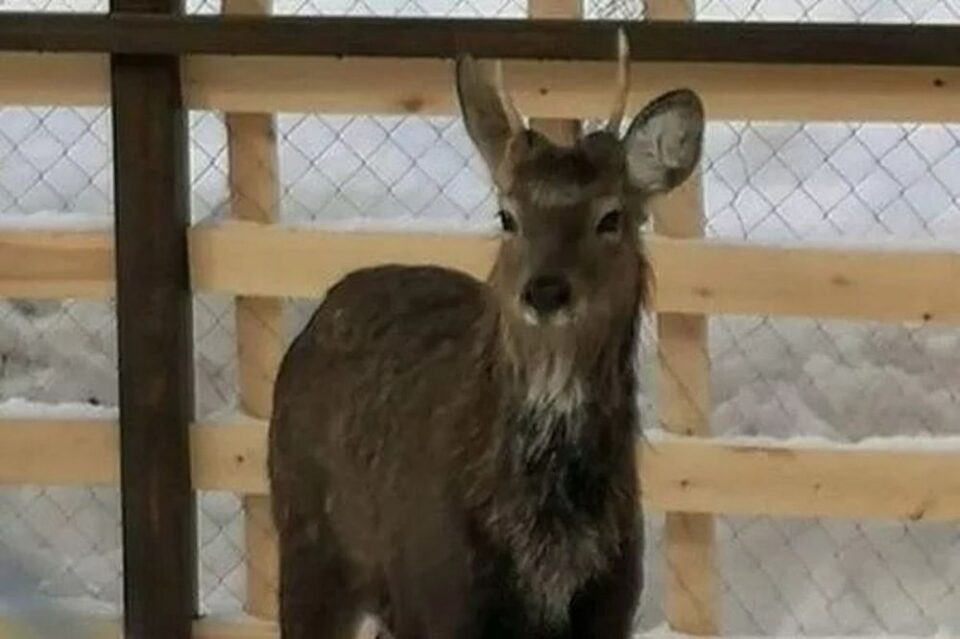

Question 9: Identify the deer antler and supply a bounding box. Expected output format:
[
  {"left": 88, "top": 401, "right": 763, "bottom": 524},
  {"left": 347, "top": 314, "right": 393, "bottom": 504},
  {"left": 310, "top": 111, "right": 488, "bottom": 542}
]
[
  {"left": 494, "top": 61, "right": 525, "bottom": 134},
  {"left": 605, "top": 28, "right": 630, "bottom": 134}
]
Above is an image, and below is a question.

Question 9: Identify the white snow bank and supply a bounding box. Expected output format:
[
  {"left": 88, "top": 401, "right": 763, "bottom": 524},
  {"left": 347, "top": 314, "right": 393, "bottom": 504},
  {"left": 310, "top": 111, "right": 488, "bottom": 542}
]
[
  {"left": 644, "top": 428, "right": 960, "bottom": 452},
  {"left": 0, "top": 212, "right": 113, "bottom": 231},
  {"left": 0, "top": 398, "right": 117, "bottom": 419}
]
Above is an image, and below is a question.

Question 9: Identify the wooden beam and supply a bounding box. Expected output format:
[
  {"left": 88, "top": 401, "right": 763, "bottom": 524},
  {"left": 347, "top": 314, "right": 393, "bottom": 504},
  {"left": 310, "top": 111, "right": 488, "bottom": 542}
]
[
  {"left": 223, "top": 0, "right": 282, "bottom": 620},
  {"left": 527, "top": 0, "right": 581, "bottom": 145},
  {"left": 651, "top": 238, "right": 960, "bottom": 325},
  {"left": 111, "top": 0, "right": 196, "bottom": 632},
  {"left": 0, "top": 230, "right": 114, "bottom": 299},
  {"left": 188, "top": 223, "right": 960, "bottom": 324},
  {"left": 5, "top": 418, "right": 960, "bottom": 523},
  {"left": 2, "top": 14, "right": 960, "bottom": 67},
  {"left": 0, "top": 419, "right": 119, "bottom": 485},
  {"left": 647, "top": 0, "right": 718, "bottom": 615},
  {"left": 0, "top": 615, "right": 279, "bottom": 639},
  {"left": 641, "top": 436, "right": 960, "bottom": 522},
  {"left": 0, "top": 52, "right": 107, "bottom": 107},
  {"left": 185, "top": 56, "right": 960, "bottom": 122},
  {"left": 5, "top": 224, "right": 960, "bottom": 324},
  {"left": 4, "top": 52, "right": 959, "bottom": 123}
]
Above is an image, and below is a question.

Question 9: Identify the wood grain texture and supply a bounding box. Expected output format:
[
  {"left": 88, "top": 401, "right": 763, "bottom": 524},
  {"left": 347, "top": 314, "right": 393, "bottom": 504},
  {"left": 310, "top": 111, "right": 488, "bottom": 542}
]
[
  {"left": 222, "top": 2, "right": 283, "bottom": 616},
  {"left": 0, "top": 615, "right": 280, "bottom": 639},
  {"left": 2, "top": 14, "right": 960, "bottom": 66},
  {"left": 0, "top": 230, "right": 113, "bottom": 298},
  {"left": 5, "top": 419, "right": 960, "bottom": 523},
  {"left": 5, "top": 52, "right": 960, "bottom": 123},
  {"left": 188, "top": 223, "right": 960, "bottom": 324},
  {"left": 110, "top": 2, "right": 196, "bottom": 630},
  {"left": 652, "top": 183, "right": 717, "bottom": 634}
]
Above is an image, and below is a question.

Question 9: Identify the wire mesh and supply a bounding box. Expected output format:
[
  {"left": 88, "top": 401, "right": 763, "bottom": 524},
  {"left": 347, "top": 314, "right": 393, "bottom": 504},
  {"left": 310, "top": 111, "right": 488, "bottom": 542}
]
[{"left": 2, "top": 0, "right": 960, "bottom": 635}]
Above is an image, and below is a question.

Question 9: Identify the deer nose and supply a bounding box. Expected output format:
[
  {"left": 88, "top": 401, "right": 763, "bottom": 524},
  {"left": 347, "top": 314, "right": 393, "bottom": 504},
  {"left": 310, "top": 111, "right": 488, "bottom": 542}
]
[{"left": 522, "top": 275, "right": 572, "bottom": 316}]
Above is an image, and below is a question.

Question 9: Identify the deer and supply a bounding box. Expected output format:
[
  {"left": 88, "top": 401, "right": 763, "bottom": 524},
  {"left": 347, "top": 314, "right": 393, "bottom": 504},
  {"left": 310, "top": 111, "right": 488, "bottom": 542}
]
[{"left": 268, "top": 30, "right": 705, "bottom": 639}]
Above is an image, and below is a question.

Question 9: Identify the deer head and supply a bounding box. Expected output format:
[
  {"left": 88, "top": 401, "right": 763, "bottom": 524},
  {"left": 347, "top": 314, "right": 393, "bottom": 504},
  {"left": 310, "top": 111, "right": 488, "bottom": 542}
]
[{"left": 456, "top": 32, "right": 704, "bottom": 336}]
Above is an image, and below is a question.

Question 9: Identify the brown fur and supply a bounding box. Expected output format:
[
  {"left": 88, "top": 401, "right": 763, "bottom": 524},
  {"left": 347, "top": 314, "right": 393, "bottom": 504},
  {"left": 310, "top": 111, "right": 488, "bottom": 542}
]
[{"left": 268, "top": 54, "right": 704, "bottom": 639}]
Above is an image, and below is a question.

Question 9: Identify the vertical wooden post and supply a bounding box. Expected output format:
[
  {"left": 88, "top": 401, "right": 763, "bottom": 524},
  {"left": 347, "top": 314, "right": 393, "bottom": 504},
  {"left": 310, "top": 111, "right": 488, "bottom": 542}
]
[
  {"left": 110, "top": 0, "right": 196, "bottom": 635},
  {"left": 223, "top": 0, "right": 282, "bottom": 622},
  {"left": 647, "top": 1, "right": 718, "bottom": 635},
  {"left": 528, "top": 0, "right": 581, "bottom": 145}
]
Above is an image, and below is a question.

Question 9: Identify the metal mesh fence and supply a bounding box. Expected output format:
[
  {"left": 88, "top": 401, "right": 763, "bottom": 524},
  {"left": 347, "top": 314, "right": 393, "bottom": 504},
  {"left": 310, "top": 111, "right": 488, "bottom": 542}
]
[{"left": 2, "top": 0, "right": 960, "bottom": 635}]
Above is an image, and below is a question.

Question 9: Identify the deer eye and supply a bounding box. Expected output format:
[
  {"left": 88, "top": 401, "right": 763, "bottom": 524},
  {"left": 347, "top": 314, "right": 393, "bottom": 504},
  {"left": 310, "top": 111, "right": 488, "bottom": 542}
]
[
  {"left": 497, "top": 209, "right": 518, "bottom": 234},
  {"left": 596, "top": 209, "right": 623, "bottom": 236}
]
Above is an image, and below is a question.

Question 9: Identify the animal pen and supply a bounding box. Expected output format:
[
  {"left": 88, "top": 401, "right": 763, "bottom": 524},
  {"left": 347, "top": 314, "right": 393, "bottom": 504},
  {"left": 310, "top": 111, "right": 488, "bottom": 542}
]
[{"left": 2, "top": 0, "right": 960, "bottom": 637}]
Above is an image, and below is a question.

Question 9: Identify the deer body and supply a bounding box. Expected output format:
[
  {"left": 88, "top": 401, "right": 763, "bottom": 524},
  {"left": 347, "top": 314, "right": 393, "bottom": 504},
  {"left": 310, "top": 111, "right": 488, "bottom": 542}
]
[{"left": 269, "top": 35, "right": 705, "bottom": 639}]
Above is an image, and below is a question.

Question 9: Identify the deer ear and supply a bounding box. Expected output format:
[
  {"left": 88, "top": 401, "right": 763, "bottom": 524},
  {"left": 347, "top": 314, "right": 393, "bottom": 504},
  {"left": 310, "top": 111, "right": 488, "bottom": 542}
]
[
  {"left": 455, "top": 56, "right": 523, "bottom": 177},
  {"left": 623, "top": 89, "right": 704, "bottom": 194}
]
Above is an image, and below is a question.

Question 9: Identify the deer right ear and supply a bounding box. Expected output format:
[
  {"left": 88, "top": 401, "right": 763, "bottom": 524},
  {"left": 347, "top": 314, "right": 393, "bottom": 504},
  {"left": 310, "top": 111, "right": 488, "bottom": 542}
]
[
  {"left": 455, "top": 56, "right": 524, "bottom": 178},
  {"left": 623, "top": 89, "right": 704, "bottom": 195}
]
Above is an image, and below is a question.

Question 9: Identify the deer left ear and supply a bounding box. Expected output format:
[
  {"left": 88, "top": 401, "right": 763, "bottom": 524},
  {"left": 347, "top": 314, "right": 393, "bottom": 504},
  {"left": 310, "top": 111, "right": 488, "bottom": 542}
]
[{"left": 623, "top": 89, "right": 704, "bottom": 195}]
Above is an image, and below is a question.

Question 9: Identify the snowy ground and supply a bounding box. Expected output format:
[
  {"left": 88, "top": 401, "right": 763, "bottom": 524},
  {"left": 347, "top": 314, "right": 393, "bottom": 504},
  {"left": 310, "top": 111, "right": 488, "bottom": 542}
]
[{"left": 3, "top": 0, "right": 960, "bottom": 636}]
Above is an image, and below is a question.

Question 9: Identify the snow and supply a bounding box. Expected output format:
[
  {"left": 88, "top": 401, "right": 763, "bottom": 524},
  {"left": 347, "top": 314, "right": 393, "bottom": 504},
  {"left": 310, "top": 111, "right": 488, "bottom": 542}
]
[
  {"left": 645, "top": 429, "right": 960, "bottom": 452},
  {"left": 0, "top": 398, "right": 117, "bottom": 419},
  {"left": 0, "top": 212, "right": 112, "bottom": 231}
]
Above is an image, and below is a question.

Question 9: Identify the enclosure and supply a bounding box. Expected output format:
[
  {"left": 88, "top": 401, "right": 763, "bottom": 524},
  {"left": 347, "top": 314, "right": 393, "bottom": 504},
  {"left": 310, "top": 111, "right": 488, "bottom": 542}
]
[{"left": 1, "top": 0, "right": 960, "bottom": 637}]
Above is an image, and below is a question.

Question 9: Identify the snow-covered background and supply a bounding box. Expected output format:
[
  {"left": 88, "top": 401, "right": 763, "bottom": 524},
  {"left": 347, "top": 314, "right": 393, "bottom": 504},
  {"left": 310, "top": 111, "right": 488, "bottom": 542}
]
[{"left": 2, "top": 0, "right": 960, "bottom": 635}]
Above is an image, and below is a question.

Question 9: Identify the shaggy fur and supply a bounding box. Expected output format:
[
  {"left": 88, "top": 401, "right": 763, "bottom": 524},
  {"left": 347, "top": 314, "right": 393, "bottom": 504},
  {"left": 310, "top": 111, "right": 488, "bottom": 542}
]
[{"left": 268, "top": 54, "right": 704, "bottom": 639}]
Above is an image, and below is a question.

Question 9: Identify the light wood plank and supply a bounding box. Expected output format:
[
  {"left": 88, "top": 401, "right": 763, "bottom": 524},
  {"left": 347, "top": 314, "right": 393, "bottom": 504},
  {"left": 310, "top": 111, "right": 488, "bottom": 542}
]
[
  {"left": 5, "top": 419, "right": 960, "bottom": 522},
  {"left": 189, "top": 223, "right": 960, "bottom": 324},
  {"left": 0, "top": 419, "right": 119, "bottom": 485},
  {"left": 0, "top": 230, "right": 114, "bottom": 299},
  {"left": 652, "top": 238, "right": 960, "bottom": 325},
  {"left": 5, "top": 52, "right": 960, "bottom": 123},
  {"left": 648, "top": 41, "right": 718, "bottom": 626},
  {"left": 0, "top": 52, "right": 108, "bottom": 107},
  {"left": 0, "top": 615, "right": 279, "bottom": 639},
  {"left": 223, "top": 0, "right": 284, "bottom": 618},
  {"left": 641, "top": 436, "right": 960, "bottom": 522},
  {"left": 188, "top": 222, "right": 499, "bottom": 298}
]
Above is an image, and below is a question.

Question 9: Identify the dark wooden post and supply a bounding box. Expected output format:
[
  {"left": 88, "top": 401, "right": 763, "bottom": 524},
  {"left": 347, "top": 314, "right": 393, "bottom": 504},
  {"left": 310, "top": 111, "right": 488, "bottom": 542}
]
[{"left": 110, "top": 0, "right": 196, "bottom": 634}]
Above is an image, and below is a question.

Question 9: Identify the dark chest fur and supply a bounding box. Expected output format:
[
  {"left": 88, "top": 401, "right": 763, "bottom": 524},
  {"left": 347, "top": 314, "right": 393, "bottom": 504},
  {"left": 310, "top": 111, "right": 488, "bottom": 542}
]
[{"left": 476, "top": 391, "right": 637, "bottom": 628}]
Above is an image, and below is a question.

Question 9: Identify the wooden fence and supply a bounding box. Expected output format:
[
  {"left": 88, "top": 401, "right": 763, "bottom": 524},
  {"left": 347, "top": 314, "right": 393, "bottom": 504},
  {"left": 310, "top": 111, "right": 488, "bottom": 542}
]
[{"left": 1, "top": 8, "right": 960, "bottom": 639}]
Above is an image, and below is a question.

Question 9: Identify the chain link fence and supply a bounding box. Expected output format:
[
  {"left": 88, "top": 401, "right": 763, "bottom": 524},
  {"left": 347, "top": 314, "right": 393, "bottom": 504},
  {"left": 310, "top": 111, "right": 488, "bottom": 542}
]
[{"left": 2, "top": 0, "right": 960, "bottom": 634}]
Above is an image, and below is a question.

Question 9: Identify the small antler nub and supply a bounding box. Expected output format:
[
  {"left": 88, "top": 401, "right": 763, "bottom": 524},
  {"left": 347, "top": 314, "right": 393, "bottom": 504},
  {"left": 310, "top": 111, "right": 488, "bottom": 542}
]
[{"left": 605, "top": 28, "right": 630, "bottom": 134}]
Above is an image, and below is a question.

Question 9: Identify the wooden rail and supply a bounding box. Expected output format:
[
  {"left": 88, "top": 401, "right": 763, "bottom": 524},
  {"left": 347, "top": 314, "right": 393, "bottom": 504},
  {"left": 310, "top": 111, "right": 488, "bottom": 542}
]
[
  {"left": 0, "top": 229, "right": 113, "bottom": 298},
  {"left": 0, "top": 615, "right": 279, "bottom": 639},
  {"left": 7, "top": 225, "right": 960, "bottom": 325},
  {"left": 4, "top": 52, "right": 959, "bottom": 123},
  {"left": 188, "top": 224, "right": 960, "bottom": 324},
  {"left": 222, "top": 0, "right": 283, "bottom": 619},
  {"left": 2, "top": 14, "right": 960, "bottom": 65},
  {"left": 110, "top": 0, "right": 197, "bottom": 631},
  {"left": 647, "top": 1, "right": 717, "bottom": 628},
  {"left": 4, "top": 419, "right": 960, "bottom": 523}
]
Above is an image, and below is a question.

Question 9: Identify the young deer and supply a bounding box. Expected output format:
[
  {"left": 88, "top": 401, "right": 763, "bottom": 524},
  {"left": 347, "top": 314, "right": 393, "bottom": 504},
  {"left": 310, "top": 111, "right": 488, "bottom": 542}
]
[{"left": 268, "top": 32, "right": 705, "bottom": 639}]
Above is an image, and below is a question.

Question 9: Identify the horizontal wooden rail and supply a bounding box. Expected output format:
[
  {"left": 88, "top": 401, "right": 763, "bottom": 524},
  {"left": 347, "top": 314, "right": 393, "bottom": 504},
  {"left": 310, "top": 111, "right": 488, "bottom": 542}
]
[
  {"left": 5, "top": 224, "right": 960, "bottom": 324},
  {"left": 642, "top": 435, "right": 960, "bottom": 521},
  {"left": 652, "top": 237, "right": 960, "bottom": 325},
  {"left": 190, "top": 222, "right": 960, "bottom": 324},
  {"left": 4, "top": 53, "right": 960, "bottom": 122},
  {"left": 0, "top": 419, "right": 119, "bottom": 485},
  {"left": 4, "top": 418, "right": 960, "bottom": 521},
  {"left": 0, "top": 229, "right": 114, "bottom": 298},
  {"left": 2, "top": 14, "right": 960, "bottom": 67},
  {"left": 0, "top": 615, "right": 277, "bottom": 639}
]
